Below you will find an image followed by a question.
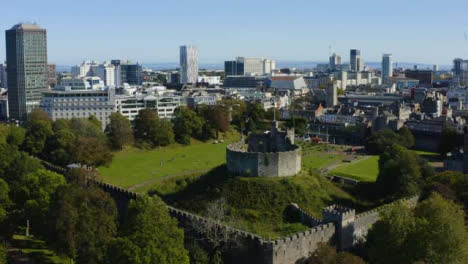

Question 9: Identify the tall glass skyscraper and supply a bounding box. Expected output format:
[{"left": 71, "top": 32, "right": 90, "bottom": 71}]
[
  {"left": 350, "top": 49, "right": 362, "bottom": 72},
  {"left": 382, "top": 54, "right": 393, "bottom": 84},
  {"left": 180, "top": 45, "right": 199, "bottom": 84},
  {"left": 6, "top": 23, "right": 48, "bottom": 121}
]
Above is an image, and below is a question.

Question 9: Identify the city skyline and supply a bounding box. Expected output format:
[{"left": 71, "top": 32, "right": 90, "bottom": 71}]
[{"left": 2, "top": 0, "right": 468, "bottom": 65}]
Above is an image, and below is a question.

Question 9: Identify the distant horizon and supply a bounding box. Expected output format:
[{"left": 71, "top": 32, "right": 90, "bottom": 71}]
[
  {"left": 54, "top": 60, "right": 451, "bottom": 72},
  {"left": 3, "top": 0, "right": 468, "bottom": 66}
]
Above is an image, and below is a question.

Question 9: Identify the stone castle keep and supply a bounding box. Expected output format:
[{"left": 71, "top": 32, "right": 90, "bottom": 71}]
[{"left": 226, "top": 121, "right": 301, "bottom": 177}]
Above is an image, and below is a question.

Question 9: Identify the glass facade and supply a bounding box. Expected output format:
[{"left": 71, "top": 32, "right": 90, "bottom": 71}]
[{"left": 6, "top": 24, "right": 48, "bottom": 121}]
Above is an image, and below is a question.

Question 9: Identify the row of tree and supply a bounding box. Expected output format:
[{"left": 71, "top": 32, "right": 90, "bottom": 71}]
[{"left": 15, "top": 104, "right": 231, "bottom": 167}]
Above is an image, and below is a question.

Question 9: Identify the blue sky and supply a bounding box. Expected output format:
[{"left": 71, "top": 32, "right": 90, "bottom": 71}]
[{"left": 1, "top": 0, "right": 468, "bottom": 65}]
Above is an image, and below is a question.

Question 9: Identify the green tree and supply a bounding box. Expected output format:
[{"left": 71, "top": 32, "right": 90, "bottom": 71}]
[
  {"left": 49, "top": 183, "right": 117, "bottom": 264},
  {"left": 87, "top": 115, "right": 102, "bottom": 131},
  {"left": 413, "top": 194, "right": 468, "bottom": 263},
  {"left": 22, "top": 108, "right": 53, "bottom": 155},
  {"left": 106, "top": 196, "right": 189, "bottom": 264},
  {"left": 244, "top": 102, "right": 266, "bottom": 133},
  {"left": 188, "top": 242, "right": 210, "bottom": 264},
  {"left": 45, "top": 119, "right": 75, "bottom": 165},
  {"left": 306, "top": 243, "right": 366, "bottom": 264},
  {"left": 154, "top": 118, "right": 175, "bottom": 146},
  {"left": 7, "top": 125, "right": 26, "bottom": 147},
  {"left": 106, "top": 112, "right": 134, "bottom": 150},
  {"left": 173, "top": 107, "right": 203, "bottom": 145},
  {"left": 222, "top": 99, "right": 246, "bottom": 130},
  {"left": 0, "top": 242, "right": 6, "bottom": 264},
  {"left": 366, "top": 194, "right": 468, "bottom": 264},
  {"left": 67, "top": 136, "right": 113, "bottom": 167},
  {"left": 284, "top": 117, "right": 307, "bottom": 135},
  {"left": 397, "top": 126, "right": 415, "bottom": 149},
  {"left": 366, "top": 202, "right": 418, "bottom": 264},
  {"left": 365, "top": 129, "right": 411, "bottom": 154},
  {"left": 377, "top": 144, "right": 421, "bottom": 198},
  {"left": 0, "top": 178, "right": 10, "bottom": 223},
  {"left": 17, "top": 169, "right": 66, "bottom": 237},
  {"left": 198, "top": 105, "right": 230, "bottom": 139},
  {"left": 135, "top": 108, "right": 159, "bottom": 144},
  {"left": 134, "top": 108, "right": 174, "bottom": 147},
  {"left": 438, "top": 126, "right": 463, "bottom": 155}
]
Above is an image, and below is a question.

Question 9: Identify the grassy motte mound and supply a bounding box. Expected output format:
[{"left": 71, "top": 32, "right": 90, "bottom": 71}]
[{"left": 149, "top": 167, "right": 357, "bottom": 238}]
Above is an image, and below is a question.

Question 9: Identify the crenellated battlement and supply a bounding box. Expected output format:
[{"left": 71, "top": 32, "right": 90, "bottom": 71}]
[{"left": 41, "top": 159, "right": 422, "bottom": 264}]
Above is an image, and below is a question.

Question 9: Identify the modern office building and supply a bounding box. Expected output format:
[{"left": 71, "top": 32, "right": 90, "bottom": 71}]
[
  {"left": 6, "top": 23, "right": 48, "bottom": 121},
  {"left": 96, "top": 62, "right": 116, "bottom": 87},
  {"left": 115, "top": 92, "right": 184, "bottom": 122},
  {"left": 326, "top": 84, "right": 338, "bottom": 107},
  {"left": 381, "top": 54, "right": 392, "bottom": 84},
  {"left": 110, "top": 60, "right": 142, "bottom": 87},
  {"left": 180, "top": 45, "right": 199, "bottom": 84},
  {"left": 0, "top": 63, "right": 7, "bottom": 88},
  {"left": 329, "top": 53, "right": 341, "bottom": 71},
  {"left": 224, "top": 61, "right": 238, "bottom": 76},
  {"left": 350, "top": 49, "right": 361, "bottom": 72},
  {"left": 40, "top": 88, "right": 116, "bottom": 130},
  {"left": 405, "top": 70, "right": 433, "bottom": 87},
  {"left": 224, "top": 57, "right": 276, "bottom": 76},
  {"left": 47, "top": 64, "right": 57, "bottom": 88},
  {"left": 223, "top": 76, "right": 267, "bottom": 88},
  {"left": 453, "top": 58, "right": 468, "bottom": 86},
  {"left": 121, "top": 62, "right": 142, "bottom": 86},
  {"left": 71, "top": 60, "right": 98, "bottom": 78}
]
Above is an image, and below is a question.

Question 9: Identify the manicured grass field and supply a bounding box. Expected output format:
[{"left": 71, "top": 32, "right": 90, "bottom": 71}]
[
  {"left": 329, "top": 156, "right": 380, "bottom": 182},
  {"left": 11, "top": 234, "right": 69, "bottom": 264},
  {"left": 98, "top": 132, "right": 239, "bottom": 188},
  {"left": 299, "top": 143, "right": 346, "bottom": 170}
]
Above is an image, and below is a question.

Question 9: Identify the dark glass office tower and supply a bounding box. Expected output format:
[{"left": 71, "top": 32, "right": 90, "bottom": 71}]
[
  {"left": 6, "top": 23, "right": 48, "bottom": 121},
  {"left": 350, "top": 49, "right": 360, "bottom": 72}
]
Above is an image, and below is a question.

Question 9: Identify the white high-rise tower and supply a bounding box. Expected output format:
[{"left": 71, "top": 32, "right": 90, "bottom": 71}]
[{"left": 180, "top": 45, "right": 199, "bottom": 84}]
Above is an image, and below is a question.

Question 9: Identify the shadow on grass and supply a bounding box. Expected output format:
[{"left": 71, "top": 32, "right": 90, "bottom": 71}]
[
  {"left": 329, "top": 181, "right": 390, "bottom": 212},
  {"left": 11, "top": 235, "right": 64, "bottom": 264},
  {"left": 149, "top": 165, "right": 233, "bottom": 212}
]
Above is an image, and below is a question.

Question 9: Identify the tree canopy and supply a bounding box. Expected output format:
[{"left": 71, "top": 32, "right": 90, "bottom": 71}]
[
  {"left": 366, "top": 194, "right": 468, "bottom": 264},
  {"left": 49, "top": 183, "right": 118, "bottom": 264},
  {"left": 438, "top": 126, "right": 464, "bottom": 155},
  {"left": 377, "top": 144, "right": 422, "bottom": 198},
  {"left": 365, "top": 128, "right": 414, "bottom": 154},
  {"left": 134, "top": 108, "right": 174, "bottom": 147},
  {"left": 173, "top": 107, "right": 203, "bottom": 145},
  {"left": 106, "top": 112, "right": 134, "bottom": 150},
  {"left": 306, "top": 243, "right": 366, "bottom": 264},
  {"left": 106, "top": 196, "right": 189, "bottom": 264}
]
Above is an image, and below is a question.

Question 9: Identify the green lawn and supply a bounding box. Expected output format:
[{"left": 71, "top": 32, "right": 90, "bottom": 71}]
[
  {"left": 329, "top": 156, "right": 380, "bottom": 182},
  {"left": 299, "top": 142, "right": 346, "bottom": 170},
  {"left": 98, "top": 132, "right": 239, "bottom": 188},
  {"left": 11, "top": 234, "right": 69, "bottom": 264}
]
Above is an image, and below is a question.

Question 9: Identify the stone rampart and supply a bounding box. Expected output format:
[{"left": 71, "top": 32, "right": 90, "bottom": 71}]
[{"left": 42, "top": 160, "right": 421, "bottom": 264}]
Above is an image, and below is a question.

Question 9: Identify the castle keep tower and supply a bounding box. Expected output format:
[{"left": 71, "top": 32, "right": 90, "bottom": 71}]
[{"left": 226, "top": 121, "right": 301, "bottom": 177}]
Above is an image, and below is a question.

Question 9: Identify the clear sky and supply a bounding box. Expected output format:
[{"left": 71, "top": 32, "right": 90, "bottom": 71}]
[{"left": 1, "top": 0, "right": 468, "bottom": 65}]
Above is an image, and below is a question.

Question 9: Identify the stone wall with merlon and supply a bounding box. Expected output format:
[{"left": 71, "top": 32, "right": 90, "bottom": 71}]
[{"left": 271, "top": 223, "right": 336, "bottom": 264}]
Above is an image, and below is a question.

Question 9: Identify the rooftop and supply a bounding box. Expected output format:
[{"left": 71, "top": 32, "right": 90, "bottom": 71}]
[{"left": 10, "top": 23, "right": 43, "bottom": 30}]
